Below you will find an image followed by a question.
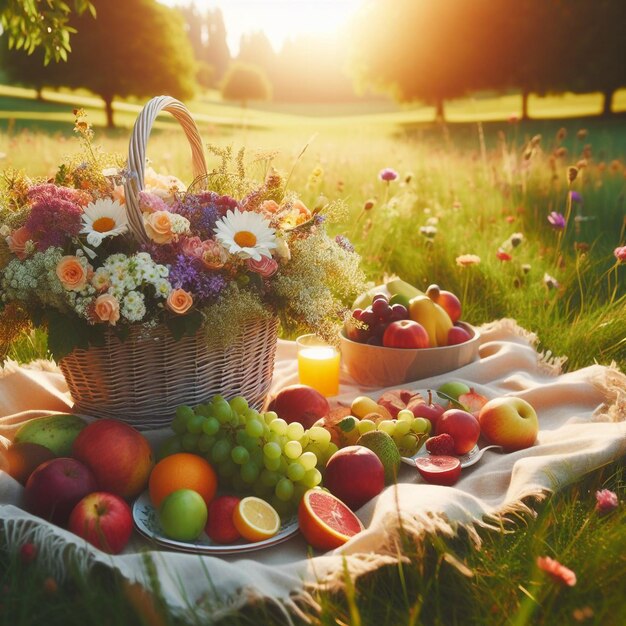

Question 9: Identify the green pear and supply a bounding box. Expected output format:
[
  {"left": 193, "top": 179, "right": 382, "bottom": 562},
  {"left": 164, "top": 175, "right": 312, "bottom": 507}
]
[{"left": 14, "top": 414, "right": 87, "bottom": 456}]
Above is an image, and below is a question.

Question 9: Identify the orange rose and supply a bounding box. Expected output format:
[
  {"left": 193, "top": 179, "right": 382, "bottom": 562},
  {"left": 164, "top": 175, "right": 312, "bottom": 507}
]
[
  {"left": 94, "top": 294, "right": 120, "bottom": 325},
  {"left": 7, "top": 226, "right": 32, "bottom": 260},
  {"left": 167, "top": 289, "right": 193, "bottom": 315},
  {"left": 144, "top": 211, "right": 174, "bottom": 244},
  {"left": 56, "top": 256, "right": 89, "bottom": 291}
]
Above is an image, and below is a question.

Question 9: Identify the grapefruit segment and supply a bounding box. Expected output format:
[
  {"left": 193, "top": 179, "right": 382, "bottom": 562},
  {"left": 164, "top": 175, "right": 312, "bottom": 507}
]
[
  {"left": 414, "top": 455, "right": 462, "bottom": 486},
  {"left": 298, "top": 489, "right": 364, "bottom": 551}
]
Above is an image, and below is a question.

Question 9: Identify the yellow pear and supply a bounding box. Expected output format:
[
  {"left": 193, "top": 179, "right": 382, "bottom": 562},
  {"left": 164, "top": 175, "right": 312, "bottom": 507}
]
[{"left": 408, "top": 296, "right": 438, "bottom": 346}]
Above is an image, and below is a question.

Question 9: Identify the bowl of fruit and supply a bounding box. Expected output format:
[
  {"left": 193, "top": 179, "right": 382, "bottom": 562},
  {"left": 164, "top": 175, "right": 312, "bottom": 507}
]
[{"left": 340, "top": 279, "right": 480, "bottom": 387}]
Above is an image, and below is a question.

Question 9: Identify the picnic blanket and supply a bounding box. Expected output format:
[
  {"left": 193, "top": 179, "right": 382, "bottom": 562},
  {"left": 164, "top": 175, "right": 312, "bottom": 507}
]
[{"left": 1, "top": 319, "right": 625, "bottom": 621}]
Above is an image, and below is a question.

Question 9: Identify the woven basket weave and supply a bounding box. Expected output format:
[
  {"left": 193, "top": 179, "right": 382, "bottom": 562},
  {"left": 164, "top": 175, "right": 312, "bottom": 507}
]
[{"left": 58, "top": 96, "right": 279, "bottom": 429}]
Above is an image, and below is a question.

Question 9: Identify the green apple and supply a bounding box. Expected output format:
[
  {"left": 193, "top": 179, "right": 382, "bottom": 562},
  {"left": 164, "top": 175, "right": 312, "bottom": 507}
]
[
  {"left": 478, "top": 397, "right": 539, "bottom": 451},
  {"left": 436, "top": 381, "right": 471, "bottom": 402},
  {"left": 158, "top": 489, "right": 208, "bottom": 541}
]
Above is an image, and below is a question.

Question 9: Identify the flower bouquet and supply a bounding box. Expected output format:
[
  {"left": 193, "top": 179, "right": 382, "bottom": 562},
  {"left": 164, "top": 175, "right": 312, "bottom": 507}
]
[{"left": 0, "top": 97, "right": 364, "bottom": 427}]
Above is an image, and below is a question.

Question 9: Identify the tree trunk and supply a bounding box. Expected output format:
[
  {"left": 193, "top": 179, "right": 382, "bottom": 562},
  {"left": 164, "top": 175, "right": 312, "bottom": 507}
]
[
  {"left": 35, "top": 87, "right": 44, "bottom": 101},
  {"left": 435, "top": 98, "right": 445, "bottom": 122},
  {"left": 601, "top": 89, "right": 614, "bottom": 117},
  {"left": 103, "top": 96, "right": 115, "bottom": 128},
  {"left": 521, "top": 90, "right": 530, "bottom": 120}
]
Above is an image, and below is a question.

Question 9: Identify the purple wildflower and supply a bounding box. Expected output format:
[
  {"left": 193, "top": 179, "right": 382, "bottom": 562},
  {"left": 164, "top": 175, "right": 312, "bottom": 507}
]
[
  {"left": 378, "top": 168, "right": 399, "bottom": 182},
  {"left": 595, "top": 489, "right": 619, "bottom": 514},
  {"left": 174, "top": 192, "right": 238, "bottom": 239},
  {"left": 334, "top": 235, "right": 355, "bottom": 252},
  {"left": 313, "top": 214, "right": 326, "bottom": 225},
  {"left": 570, "top": 191, "right": 583, "bottom": 204},
  {"left": 168, "top": 254, "right": 227, "bottom": 303},
  {"left": 548, "top": 211, "right": 566, "bottom": 230},
  {"left": 25, "top": 184, "right": 87, "bottom": 249}
]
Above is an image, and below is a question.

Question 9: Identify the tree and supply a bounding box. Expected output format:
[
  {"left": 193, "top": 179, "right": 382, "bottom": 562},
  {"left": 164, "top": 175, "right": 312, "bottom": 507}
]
[
  {"left": 350, "top": 0, "right": 489, "bottom": 121},
  {"left": 238, "top": 31, "right": 276, "bottom": 73},
  {"left": 221, "top": 62, "right": 271, "bottom": 107},
  {"left": 0, "top": 0, "right": 95, "bottom": 64},
  {"left": 2, "top": 0, "right": 197, "bottom": 128},
  {"left": 203, "top": 8, "right": 230, "bottom": 80}
]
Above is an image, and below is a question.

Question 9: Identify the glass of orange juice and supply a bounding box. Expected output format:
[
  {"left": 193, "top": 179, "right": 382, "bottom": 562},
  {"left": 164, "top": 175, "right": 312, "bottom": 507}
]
[{"left": 296, "top": 334, "right": 341, "bottom": 397}]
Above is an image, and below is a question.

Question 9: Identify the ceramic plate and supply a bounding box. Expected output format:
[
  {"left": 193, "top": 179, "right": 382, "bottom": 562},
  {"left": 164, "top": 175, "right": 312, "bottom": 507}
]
[{"left": 132, "top": 491, "right": 299, "bottom": 555}]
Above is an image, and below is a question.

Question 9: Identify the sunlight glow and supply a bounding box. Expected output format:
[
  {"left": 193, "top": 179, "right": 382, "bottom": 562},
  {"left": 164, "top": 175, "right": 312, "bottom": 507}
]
[{"left": 160, "top": 0, "right": 365, "bottom": 53}]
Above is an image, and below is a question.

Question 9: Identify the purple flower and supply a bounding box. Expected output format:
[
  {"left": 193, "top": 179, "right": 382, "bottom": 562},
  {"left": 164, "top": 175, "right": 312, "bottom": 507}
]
[
  {"left": 378, "top": 168, "right": 399, "bottom": 182},
  {"left": 570, "top": 191, "right": 583, "bottom": 204},
  {"left": 174, "top": 192, "right": 238, "bottom": 239},
  {"left": 25, "top": 184, "right": 86, "bottom": 249},
  {"left": 548, "top": 211, "right": 566, "bottom": 230},
  {"left": 168, "top": 254, "right": 227, "bottom": 303},
  {"left": 595, "top": 489, "right": 619, "bottom": 514},
  {"left": 334, "top": 235, "right": 355, "bottom": 252}
]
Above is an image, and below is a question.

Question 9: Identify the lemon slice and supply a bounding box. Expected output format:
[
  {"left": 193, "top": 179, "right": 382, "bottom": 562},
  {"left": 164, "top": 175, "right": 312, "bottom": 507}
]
[{"left": 232, "top": 497, "right": 280, "bottom": 542}]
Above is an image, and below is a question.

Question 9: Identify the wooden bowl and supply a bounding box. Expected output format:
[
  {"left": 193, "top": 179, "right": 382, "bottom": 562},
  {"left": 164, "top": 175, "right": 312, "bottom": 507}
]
[{"left": 339, "top": 322, "right": 480, "bottom": 387}]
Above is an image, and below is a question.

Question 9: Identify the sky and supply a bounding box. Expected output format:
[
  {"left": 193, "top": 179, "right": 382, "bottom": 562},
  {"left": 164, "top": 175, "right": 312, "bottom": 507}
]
[{"left": 159, "top": 0, "right": 365, "bottom": 54}]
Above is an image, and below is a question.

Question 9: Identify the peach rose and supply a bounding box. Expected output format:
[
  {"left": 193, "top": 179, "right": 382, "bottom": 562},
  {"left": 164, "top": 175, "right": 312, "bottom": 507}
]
[
  {"left": 292, "top": 199, "right": 311, "bottom": 219},
  {"left": 181, "top": 236, "right": 204, "bottom": 258},
  {"left": 56, "top": 256, "right": 90, "bottom": 291},
  {"left": 259, "top": 200, "right": 280, "bottom": 216},
  {"left": 167, "top": 289, "right": 193, "bottom": 315},
  {"left": 144, "top": 211, "right": 174, "bottom": 244},
  {"left": 247, "top": 256, "right": 278, "bottom": 278},
  {"left": 6, "top": 226, "right": 32, "bottom": 260},
  {"left": 94, "top": 294, "right": 120, "bottom": 325},
  {"left": 200, "top": 240, "right": 228, "bottom": 270}
]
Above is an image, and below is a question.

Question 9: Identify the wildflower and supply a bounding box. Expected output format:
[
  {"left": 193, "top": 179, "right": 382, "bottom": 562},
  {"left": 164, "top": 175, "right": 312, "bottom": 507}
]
[
  {"left": 43, "top": 577, "right": 58, "bottom": 595},
  {"left": 522, "top": 264, "right": 531, "bottom": 274},
  {"left": 93, "top": 294, "right": 120, "bottom": 325},
  {"left": 576, "top": 129, "right": 588, "bottom": 141},
  {"left": 570, "top": 191, "right": 583, "bottom": 204},
  {"left": 576, "top": 159, "right": 587, "bottom": 170},
  {"left": 456, "top": 254, "right": 481, "bottom": 267},
  {"left": 419, "top": 226, "right": 437, "bottom": 238},
  {"left": 214, "top": 209, "right": 277, "bottom": 261},
  {"left": 609, "top": 159, "right": 622, "bottom": 174},
  {"left": 452, "top": 201, "right": 462, "bottom": 210},
  {"left": 574, "top": 242, "right": 589, "bottom": 253},
  {"left": 378, "top": 168, "right": 398, "bottom": 182},
  {"left": 19, "top": 543, "right": 37, "bottom": 564},
  {"left": 614, "top": 246, "right": 626, "bottom": 262},
  {"left": 508, "top": 114, "right": 519, "bottom": 124},
  {"left": 548, "top": 211, "right": 566, "bottom": 230},
  {"left": 505, "top": 215, "right": 515, "bottom": 224},
  {"left": 510, "top": 233, "right": 524, "bottom": 248},
  {"left": 80, "top": 198, "right": 128, "bottom": 247},
  {"left": 595, "top": 489, "right": 618, "bottom": 514},
  {"left": 537, "top": 556, "right": 576, "bottom": 586},
  {"left": 404, "top": 172, "right": 413, "bottom": 183},
  {"left": 543, "top": 273, "right": 560, "bottom": 290},
  {"left": 572, "top": 607, "right": 594, "bottom": 622},
  {"left": 567, "top": 166, "right": 579, "bottom": 183},
  {"left": 531, "top": 134, "right": 542, "bottom": 147},
  {"left": 496, "top": 249, "right": 512, "bottom": 261},
  {"left": 363, "top": 199, "right": 375, "bottom": 211},
  {"left": 166, "top": 288, "right": 193, "bottom": 315},
  {"left": 556, "top": 127, "right": 567, "bottom": 141},
  {"left": 334, "top": 235, "right": 355, "bottom": 253},
  {"left": 168, "top": 255, "right": 227, "bottom": 303}
]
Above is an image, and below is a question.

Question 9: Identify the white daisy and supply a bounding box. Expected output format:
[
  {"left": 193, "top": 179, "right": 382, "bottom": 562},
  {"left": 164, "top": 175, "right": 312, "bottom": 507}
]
[
  {"left": 214, "top": 209, "right": 277, "bottom": 261},
  {"left": 80, "top": 199, "right": 128, "bottom": 247}
]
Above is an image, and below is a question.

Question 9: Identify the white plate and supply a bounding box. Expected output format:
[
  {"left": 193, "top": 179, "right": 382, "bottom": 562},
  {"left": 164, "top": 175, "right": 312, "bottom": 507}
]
[{"left": 132, "top": 491, "right": 299, "bottom": 555}]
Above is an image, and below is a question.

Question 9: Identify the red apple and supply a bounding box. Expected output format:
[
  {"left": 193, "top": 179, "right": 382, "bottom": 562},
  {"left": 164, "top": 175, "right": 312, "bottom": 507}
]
[
  {"left": 267, "top": 385, "right": 330, "bottom": 428},
  {"left": 436, "top": 409, "right": 481, "bottom": 455},
  {"left": 414, "top": 456, "right": 462, "bottom": 486},
  {"left": 206, "top": 495, "right": 241, "bottom": 544},
  {"left": 68, "top": 492, "right": 133, "bottom": 554},
  {"left": 382, "top": 320, "right": 430, "bottom": 349},
  {"left": 411, "top": 391, "right": 447, "bottom": 429},
  {"left": 24, "top": 458, "right": 97, "bottom": 527},
  {"left": 447, "top": 325, "right": 472, "bottom": 346},
  {"left": 324, "top": 446, "right": 385, "bottom": 511},
  {"left": 377, "top": 389, "right": 426, "bottom": 418},
  {"left": 478, "top": 397, "right": 539, "bottom": 451},
  {"left": 72, "top": 419, "right": 153, "bottom": 500},
  {"left": 426, "top": 285, "right": 462, "bottom": 323}
]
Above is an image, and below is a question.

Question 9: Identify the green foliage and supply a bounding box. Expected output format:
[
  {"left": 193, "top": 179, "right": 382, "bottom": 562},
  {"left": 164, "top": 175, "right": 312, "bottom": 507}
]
[
  {"left": 0, "top": 0, "right": 95, "bottom": 64},
  {"left": 221, "top": 61, "right": 272, "bottom": 106}
]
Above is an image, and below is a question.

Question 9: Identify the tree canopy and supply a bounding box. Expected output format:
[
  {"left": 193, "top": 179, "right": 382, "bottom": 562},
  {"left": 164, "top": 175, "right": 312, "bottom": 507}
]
[{"left": 221, "top": 61, "right": 271, "bottom": 107}]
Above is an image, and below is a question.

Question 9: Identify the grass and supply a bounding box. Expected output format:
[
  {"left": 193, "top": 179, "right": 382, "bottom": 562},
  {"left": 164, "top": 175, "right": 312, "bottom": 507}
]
[{"left": 1, "top": 86, "right": 625, "bottom": 624}]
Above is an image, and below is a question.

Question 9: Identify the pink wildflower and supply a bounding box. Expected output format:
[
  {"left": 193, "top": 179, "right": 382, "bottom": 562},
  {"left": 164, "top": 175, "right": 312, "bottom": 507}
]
[
  {"left": 496, "top": 249, "right": 512, "bottom": 261},
  {"left": 548, "top": 211, "right": 566, "bottom": 230},
  {"left": 20, "top": 543, "right": 37, "bottom": 564},
  {"left": 536, "top": 556, "right": 577, "bottom": 586},
  {"left": 456, "top": 254, "right": 481, "bottom": 267},
  {"left": 595, "top": 489, "right": 618, "bottom": 514},
  {"left": 505, "top": 215, "right": 515, "bottom": 224},
  {"left": 378, "top": 168, "right": 398, "bottom": 182},
  {"left": 614, "top": 246, "right": 626, "bottom": 263}
]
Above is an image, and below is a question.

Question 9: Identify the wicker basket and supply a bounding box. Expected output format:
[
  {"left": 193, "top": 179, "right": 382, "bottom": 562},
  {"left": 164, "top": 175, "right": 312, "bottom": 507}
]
[{"left": 58, "top": 96, "right": 279, "bottom": 429}]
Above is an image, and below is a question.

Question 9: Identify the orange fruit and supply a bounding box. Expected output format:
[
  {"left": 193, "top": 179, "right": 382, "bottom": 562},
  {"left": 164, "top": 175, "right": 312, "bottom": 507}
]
[
  {"left": 232, "top": 497, "right": 280, "bottom": 542},
  {"left": 148, "top": 453, "right": 217, "bottom": 509},
  {"left": 298, "top": 489, "right": 364, "bottom": 551}
]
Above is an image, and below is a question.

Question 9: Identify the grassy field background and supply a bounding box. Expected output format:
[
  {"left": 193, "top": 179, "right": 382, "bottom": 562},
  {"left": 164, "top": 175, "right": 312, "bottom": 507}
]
[{"left": 1, "top": 85, "right": 625, "bottom": 624}]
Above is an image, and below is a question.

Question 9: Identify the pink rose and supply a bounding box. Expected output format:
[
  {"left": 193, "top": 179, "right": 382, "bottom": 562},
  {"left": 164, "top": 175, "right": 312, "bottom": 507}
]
[
  {"left": 247, "top": 256, "right": 278, "bottom": 278},
  {"left": 139, "top": 191, "right": 168, "bottom": 213},
  {"left": 167, "top": 289, "right": 193, "bottom": 315},
  {"left": 56, "top": 256, "right": 90, "bottom": 291},
  {"left": 199, "top": 240, "right": 228, "bottom": 270},
  {"left": 144, "top": 211, "right": 174, "bottom": 244},
  {"left": 181, "top": 236, "right": 204, "bottom": 258},
  {"left": 6, "top": 226, "right": 32, "bottom": 260},
  {"left": 93, "top": 294, "right": 120, "bottom": 325}
]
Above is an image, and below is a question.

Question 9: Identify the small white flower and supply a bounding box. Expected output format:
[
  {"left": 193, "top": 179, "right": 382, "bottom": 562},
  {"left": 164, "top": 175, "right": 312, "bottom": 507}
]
[
  {"left": 80, "top": 198, "right": 128, "bottom": 247},
  {"left": 214, "top": 209, "right": 277, "bottom": 262}
]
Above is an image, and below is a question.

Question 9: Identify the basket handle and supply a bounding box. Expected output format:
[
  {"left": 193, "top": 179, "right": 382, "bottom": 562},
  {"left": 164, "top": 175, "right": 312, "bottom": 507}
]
[{"left": 124, "top": 96, "right": 208, "bottom": 242}]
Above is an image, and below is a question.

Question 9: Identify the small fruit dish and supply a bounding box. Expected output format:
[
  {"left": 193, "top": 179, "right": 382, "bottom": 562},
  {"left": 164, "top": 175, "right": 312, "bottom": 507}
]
[{"left": 339, "top": 321, "right": 481, "bottom": 387}]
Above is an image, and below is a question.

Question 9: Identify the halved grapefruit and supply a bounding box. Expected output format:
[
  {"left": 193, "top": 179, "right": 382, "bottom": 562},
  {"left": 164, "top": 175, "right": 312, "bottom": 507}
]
[
  {"left": 298, "top": 489, "right": 364, "bottom": 551},
  {"left": 414, "top": 455, "right": 462, "bottom": 486}
]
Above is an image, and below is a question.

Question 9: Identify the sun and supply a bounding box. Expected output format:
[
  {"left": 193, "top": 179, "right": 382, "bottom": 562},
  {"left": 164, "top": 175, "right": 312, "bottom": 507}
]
[{"left": 162, "top": 1, "right": 365, "bottom": 52}]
